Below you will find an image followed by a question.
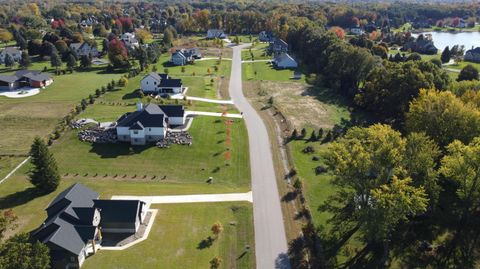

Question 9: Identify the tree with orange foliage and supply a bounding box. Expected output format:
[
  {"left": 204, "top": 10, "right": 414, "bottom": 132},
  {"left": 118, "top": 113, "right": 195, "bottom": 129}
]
[{"left": 330, "top": 27, "right": 345, "bottom": 39}]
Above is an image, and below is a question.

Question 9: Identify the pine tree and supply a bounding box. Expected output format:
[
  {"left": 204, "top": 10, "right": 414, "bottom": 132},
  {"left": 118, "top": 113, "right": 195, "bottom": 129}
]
[
  {"left": 301, "top": 128, "right": 307, "bottom": 138},
  {"left": 50, "top": 51, "right": 62, "bottom": 71},
  {"left": 441, "top": 46, "right": 451, "bottom": 63},
  {"left": 309, "top": 130, "right": 317, "bottom": 141},
  {"left": 29, "top": 138, "right": 60, "bottom": 193},
  {"left": 318, "top": 128, "right": 324, "bottom": 139},
  {"left": 4, "top": 53, "right": 14, "bottom": 68},
  {"left": 19, "top": 51, "right": 31, "bottom": 69},
  {"left": 291, "top": 129, "right": 298, "bottom": 139},
  {"left": 66, "top": 54, "right": 76, "bottom": 72}
]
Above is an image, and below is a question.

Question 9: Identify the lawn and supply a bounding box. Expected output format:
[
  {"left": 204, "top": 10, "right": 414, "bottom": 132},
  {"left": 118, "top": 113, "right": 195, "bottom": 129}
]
[
  {"left": 243, "top": 61, "right": 305, "bottom": 82},
  {"left": 155, "top": 54, "right": 231, "bottom": 79},
  {"left": 50, "top": 116, "right": 250, "bottom": 190},
  {"left": 82, "top": 202, "right": 255, "bottom": 269},
  {"left": 241, "top": 43, "right": 270, "bottom": 61},
  {"left": 0, "top": 156, "right": 25, "bottom": 179},
  {"left": 0, "top": 64, "right": 122, "bottom": 155}
]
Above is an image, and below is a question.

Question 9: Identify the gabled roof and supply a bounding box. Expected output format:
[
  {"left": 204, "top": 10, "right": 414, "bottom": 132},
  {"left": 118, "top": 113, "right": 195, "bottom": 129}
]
[
  {"left": 47, "top": 183, "right": 99, "bottom": 211},
  {"left": 172, "top": 51, "right": 186, "bottom": 59},
  {"left": 159, "top": 78, "right": 182, "bottom": 88},
  {"left": 466, "top": 47, "right": 480, "bottom": 54},
  {"left": 117, "top": 104, "right": 166, "bottom": 128},
  {"left": 142, "top": 72, "right": 169, "bottom": 83},
  {"left": 1, "top": 47, "right": 21, "bottom": 54},
  {"left": 23, "top": 72, "right": 52, "bottom": 82},
  {"left": 129, "top": 121, "right": 144, "bottom": 130},
  {"left": 274, "top": 38, "right": 288, "bottom": 47},
  {"left": 69, "top": 43, "right": 83, "bottom": 50},
  {"left": 0, "top": 75, "right": 19, "bottom": 83},
  {"left": 159, "top": 105, "right": 185, "bottom": 117},
  {"left": 93, "top": 199, "right": 144, "bottom": 229},
  {"left": 274, "top": 53, "right": 296, "bottom": 63}
]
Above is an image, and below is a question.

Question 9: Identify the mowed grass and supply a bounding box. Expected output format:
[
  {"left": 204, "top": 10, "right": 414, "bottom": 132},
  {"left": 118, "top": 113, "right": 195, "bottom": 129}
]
[
  {"left": 82, "top": 203, "right": 255, "bottom": 269},
  {"left": 0, "top": 156, "right": 25, "bottom": 179},
  {"left": 243, "top": 61, "right": 304, "bottom": 82},
  {"left": 155, "top": 54, "right": 232, "bottom": 79},
  {"left": 50, "top": 116, "right": 250, "bottom": 190},
  {"left": 0, "top": 172, "right": 250, "bottom": 239},
  {"left": 0, "top": 65, "right": 122, "bottom": 155},
  {"left": 241, "top": 43, "right": 270, "bottom": 61}
]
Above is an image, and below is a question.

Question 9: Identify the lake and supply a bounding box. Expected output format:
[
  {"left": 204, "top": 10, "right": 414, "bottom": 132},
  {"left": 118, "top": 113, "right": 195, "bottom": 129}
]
[{"left": 414, "top": 31, "right": 480, "bottom": 52}]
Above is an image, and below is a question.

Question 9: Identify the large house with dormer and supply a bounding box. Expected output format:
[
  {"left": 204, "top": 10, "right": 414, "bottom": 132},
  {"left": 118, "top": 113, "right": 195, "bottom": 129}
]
[
  {"left": 269, "top": 38, "right": 289, "bottom": 56},
  {"left": 116, "top": 103, "right": 186, "bottom": 145},
  {"left": 32, "top": 183, "right": 147, "bottom": 269},
  {"left": 206, "top": 29, "right": 227, "bottom": 39},
  {"left": 140, "top": 72, "right": 184, "bottom": 95}
]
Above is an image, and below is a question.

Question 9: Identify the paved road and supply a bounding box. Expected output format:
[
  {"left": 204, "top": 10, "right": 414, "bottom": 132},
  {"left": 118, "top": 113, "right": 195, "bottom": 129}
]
[{"left": 229, "top": 44, "right": 290, "bottom": 269}]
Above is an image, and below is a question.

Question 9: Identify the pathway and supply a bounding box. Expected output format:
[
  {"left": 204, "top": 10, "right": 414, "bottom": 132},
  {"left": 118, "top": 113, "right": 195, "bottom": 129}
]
[
  {"left": 229, "top": 43, "right": 291, "bottom": 268},
  {"left": 0, "top": 157, "right": 30, "bottom": 184},
  {"left": 444, "top": 67, "right": 460, "bottom": 73},
  {"left": 185, "top": 111, "right": 243, "bottom": 119},
  {"left": 111, "top": 191, "right": 253, "bottom": 204},
  {"left": 172, "top": 95, "right": 234, "bottom": 104}
]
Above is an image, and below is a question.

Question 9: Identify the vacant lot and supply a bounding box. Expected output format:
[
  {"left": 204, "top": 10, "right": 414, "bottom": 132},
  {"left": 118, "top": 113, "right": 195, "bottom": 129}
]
[
  {"left": 82, "top": 202, "right": 254, "bottom": 269},
  {"left": 241, "top": 43, "right": 270, "bottom": 61},
  {"left": 0, "top": 65, "right": 122, "bottom": 155},
  {"left": 244, "top": 80, "right": 350, "bottom": 130},
  {"left": 243, "top": 61, "right": 304, "bottom": 82}
]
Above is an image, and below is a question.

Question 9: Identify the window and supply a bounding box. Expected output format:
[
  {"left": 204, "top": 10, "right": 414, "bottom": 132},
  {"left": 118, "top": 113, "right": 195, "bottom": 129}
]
[
  {"left": 146, "top": 81, "right": 148, "bottom": 85},
  {"left": 149, "top": 128, "right": 151, "bottom": 131},
  {"left": 133, "top": 130, "right": 138, "bottom": 134},
  {"left": 154, "top": 82, "right": 156, "bottom": 85}
]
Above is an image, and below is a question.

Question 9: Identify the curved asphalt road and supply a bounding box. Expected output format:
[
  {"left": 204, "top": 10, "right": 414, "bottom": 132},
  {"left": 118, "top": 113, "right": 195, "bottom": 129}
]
[{"left": 229, "top": 44, "right": 290, "bottom": 269}]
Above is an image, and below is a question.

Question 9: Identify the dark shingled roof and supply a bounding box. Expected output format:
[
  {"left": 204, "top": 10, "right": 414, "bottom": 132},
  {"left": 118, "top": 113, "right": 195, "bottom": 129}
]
[
  {"left": 117, "top": 104, "right": 166, "bottom": 128},
  {"left": 159, "top": 78, "right": 182, "bottom": 88},
  {"left": 93, "top": 200, "right": 144, "bottom": 229},
  {"left": 159, "top": 105, "right": 185, "bottom": 117},
  {"left": 32, "top": 183, "right": 100, "bottom": 256},
  {"left": 0, "top": 75, "right": 19, "bottom": 83}
]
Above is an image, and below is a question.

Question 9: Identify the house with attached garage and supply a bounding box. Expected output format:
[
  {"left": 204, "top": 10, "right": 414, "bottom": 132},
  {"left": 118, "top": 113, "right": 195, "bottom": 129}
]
[
  {"left": 116, "top": 103, "right": 186, "bottom": 145},
  {"left": 140, "top": 72, "right": 184, "bottom": 95},
  {"left": 31, "top": 183, "right": 147, "bottom": 269},
  {"left": 0, "top": 70, "right": 53, "bottom": 91},
  {"left": 273, "top": 53, "right": 298, "bottom": 69},
  {"left": 69, "top": 42, "right": 99, "bottom": 57},
  {"left": 170, "top": 48, "right": 202, "bottom": 66},
  {"left": 259, "top": 31, "right": 274, "bottom": 42},
  {"left": 0, "top": 47, "right": 21, "bottom": 64}
]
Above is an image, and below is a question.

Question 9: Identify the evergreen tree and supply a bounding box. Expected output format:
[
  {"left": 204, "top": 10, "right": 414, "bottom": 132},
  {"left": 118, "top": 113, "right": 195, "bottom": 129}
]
[
  {"left": 309, "top": 130, "right": 318, "bottom": 141},
  {"left": 4, "top": 53, "right": 14, "bottom": 68},
  {"left": 50, "top": 51, "right": 62, "bottom": 71},
  {"left": 441, "top": 46, "right": 451, "bottom": 63},
  {"left": 66, "top": 54, "right": 76, "bottom": 71},
  {"left": 291, "top": 129, "right": 298, "bottom": 139},
  {"left": 80, "top": 55, "right": 92, "bottom": 69},
  {"left": 457, "top": 64, "right": 479, "bottom": 82},
  {"left": 318, "top": 128, "right": 324, "bottom": 139},
  {"left": 29, "top": 137, "right": 60, "bottom": 193},
  {"left": 19, "top": 51, "right": 31, "bottom": 69},
  {"left": 301, "top": 128, "right": 307, "bottom": 138}
]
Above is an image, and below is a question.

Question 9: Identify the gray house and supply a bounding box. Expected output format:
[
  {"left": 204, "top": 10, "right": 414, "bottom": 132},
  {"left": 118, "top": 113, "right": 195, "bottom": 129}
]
[
  {"left": 32, "top": 183, "right": 146, "bottom": 269},
  {"left": 207, "top": 29, "right": 227, "bottom": 39},
  {"left": 259, "top": 31, "right": 274, "bottom": 42},
  {"left": 464, "top": 47, "right": 480, "bottom": 63},
  {"left": 273, "top": 53, "right": 298, "bottom": 69},
  {"left": 171, "top": 51, "right": 187, "bottom": 66},
  {"left": 170, "top": 48, "right": 202, "bottom": 66},
  {"left": 269, "top": 38, "right": 289, "bottom": 56}
]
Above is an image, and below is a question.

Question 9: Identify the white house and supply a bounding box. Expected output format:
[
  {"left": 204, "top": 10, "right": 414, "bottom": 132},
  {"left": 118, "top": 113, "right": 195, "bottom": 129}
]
[
  {"left": 350, "top": 27, "right": 365, "bottom": 35},
  {"left": 69, "top": 42, "right": 99, "bottom": 57},
  {"left": 273, "top": 53, "right": 298, "bottom": 69},
  {"left": 116, "top": 103, "right": 186, "bottom": 145},
  {"left": 121, "top": 32, "right": 139, "bottom": 49},
  {"left": 0, "top": 47, "right": 21, "bottom": 64},
  {"left": 140, "top": 72, "right": 184, "bottom": 95}
]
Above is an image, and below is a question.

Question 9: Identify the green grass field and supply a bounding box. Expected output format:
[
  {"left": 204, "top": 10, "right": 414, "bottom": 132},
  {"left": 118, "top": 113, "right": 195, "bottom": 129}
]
[
  {"left": 243, "top": 61, "right": 304, "bottom": 82},
  {"left": 82, "top": 203, "right": 254, "bottom": 269},
  {"left": 0, "top": 64, "right": 122, "bottom": 155},
  {"left": 50, "top": 116, "right": 250, "bottom": 190},
  {"left": 154, "top": 54, "right": 231, "bottom": 79},
  {"left": 241, "top": 43, "right": 270, "bottom": 61}
]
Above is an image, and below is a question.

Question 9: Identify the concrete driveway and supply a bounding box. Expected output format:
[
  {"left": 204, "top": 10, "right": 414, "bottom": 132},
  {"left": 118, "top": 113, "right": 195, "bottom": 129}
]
[{"left": 229, "top": 44, "right": 291, "bottom": 269}]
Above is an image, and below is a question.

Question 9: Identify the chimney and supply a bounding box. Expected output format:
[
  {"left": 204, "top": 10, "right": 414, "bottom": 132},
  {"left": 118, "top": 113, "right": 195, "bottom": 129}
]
[{"left": 136, "top": 102, "right": 143, "bottom": 111}]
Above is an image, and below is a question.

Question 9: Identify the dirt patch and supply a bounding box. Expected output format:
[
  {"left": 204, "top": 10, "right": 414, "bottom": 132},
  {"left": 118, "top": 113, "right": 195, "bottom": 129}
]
[
  {"left": 244, "top": 81, "right": 348, "bottom": 130},
  {"left": 175, "top": 38, "right": 233, "bottom": 58}
]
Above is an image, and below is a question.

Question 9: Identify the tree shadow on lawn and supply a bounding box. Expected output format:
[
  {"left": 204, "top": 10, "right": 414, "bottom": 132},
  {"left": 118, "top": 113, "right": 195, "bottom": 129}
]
[
  {"left": 0, "top": 187, "right": 45, "bottom": 210},
  {"left": 89, "top": 143, "right": 150, "bottom": 158},
  {"left": 197, "top": 236, "right": 214, "bottom": 249},
  {"left": 122, "top": 89, "right": 141, "bottom": 100}
]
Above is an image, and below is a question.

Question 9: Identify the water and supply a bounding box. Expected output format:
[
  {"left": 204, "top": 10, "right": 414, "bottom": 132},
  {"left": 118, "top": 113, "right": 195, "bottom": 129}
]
[{"left": 414, "top": 31, "right": 480, "bottom": 52}]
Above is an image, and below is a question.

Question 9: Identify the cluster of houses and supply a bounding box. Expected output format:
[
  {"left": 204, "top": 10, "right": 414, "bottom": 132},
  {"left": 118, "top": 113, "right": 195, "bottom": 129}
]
[
  {"left": 170, "top": 48, "right": 202, "bottom": 66},
  {"left": 259, "top": 32, "right": 298, "bottom": 69},
  {"left": 0, "top": 70, "right": 53, "bottom": 91},
  {"left": 69, "top": 42, "right": 99, "bottom": 57},
  {"left": 32, "top": 183, "right": 147, "bottom": 269}
]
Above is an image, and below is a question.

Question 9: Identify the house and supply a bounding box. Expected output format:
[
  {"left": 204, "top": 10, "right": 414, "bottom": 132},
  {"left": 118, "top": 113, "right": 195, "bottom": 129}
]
[
  {"left": 140, "top": 72, "right": 184, "bottom": 95},
  {"left": 0, "top": 70, "right": 53, "bottom": 91},
  {"left": 464, "top": 47, "right": 480, "bottom": 63},
  {"left": 31, "top": 183, "right": 146, "bottom": 269},
  {"left": 402, "top": 35, "right": 438, "bottom": 55},
  {"left": 259, "top": 31, "right": 274, "bottom": 42},
  {"left": 121, "top": 32, "right": 139, "bottom": 49},
  {"left": 269, "top": 38, "right": 289, "bottom": 56},
  {"left": 0, "top": 47, "right": 22, "bottom": 64},
  {"left": 206, "top": 29, "right": 227, "bottom": 39},
  {"left": 170, "top": 48, "right": 202, "bottom": 66},
  {"left": 69, "top": 42, "right": 99, "bottom": 57},
  {"left": 116, "top": 103, "right": 185, "bottom": 145},
  {"left": 350, "top": 27, "right": 365, "bottom": 35},
  {"left": 272, "top": 53, "right": 298, "bottom": 69}
]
